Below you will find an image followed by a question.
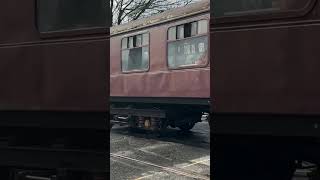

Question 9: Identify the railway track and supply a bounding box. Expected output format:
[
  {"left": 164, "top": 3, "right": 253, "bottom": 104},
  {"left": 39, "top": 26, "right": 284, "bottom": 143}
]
[
  {"left": 110, "top": 153, "right": 210, "bottom": 180},
  {"left": 111, "top": 152, "right": 314, "bottom": 180}
]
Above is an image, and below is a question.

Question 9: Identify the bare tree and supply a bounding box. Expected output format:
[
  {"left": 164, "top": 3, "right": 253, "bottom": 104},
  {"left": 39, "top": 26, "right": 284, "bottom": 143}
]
[{"left": 111, "top": 0, "right": 196, "bottom": 25}]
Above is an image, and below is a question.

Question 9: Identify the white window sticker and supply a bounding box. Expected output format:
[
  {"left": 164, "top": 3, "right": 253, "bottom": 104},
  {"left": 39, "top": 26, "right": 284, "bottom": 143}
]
[{"left": 198, "top": 42, "right": 205, "bottom": 53}]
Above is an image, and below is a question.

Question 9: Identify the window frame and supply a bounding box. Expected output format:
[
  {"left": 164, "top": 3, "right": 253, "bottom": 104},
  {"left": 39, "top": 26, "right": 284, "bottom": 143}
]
[
  {"left": 36, "top": 0, "right": 110, "bottom": 38},
  {"left": 166, "top": 18, "right": 209, "bottom": 70},
  {"left": 212, "top": 0, "right": 317, "bottom": 24},
  {"left": 120, "top": 32, "right": 150, "bottom": 74}
]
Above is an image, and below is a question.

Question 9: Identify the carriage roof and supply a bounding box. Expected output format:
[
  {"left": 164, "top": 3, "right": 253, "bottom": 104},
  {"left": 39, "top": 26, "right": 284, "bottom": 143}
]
[{"left": 110, "top": 0, "right": 210, "bottom": 36}]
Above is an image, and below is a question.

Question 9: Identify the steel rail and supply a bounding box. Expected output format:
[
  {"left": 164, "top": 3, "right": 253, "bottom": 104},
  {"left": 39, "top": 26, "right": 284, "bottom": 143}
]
[{"left": 110, "top": 153, "right": 210, "bottom": 180}]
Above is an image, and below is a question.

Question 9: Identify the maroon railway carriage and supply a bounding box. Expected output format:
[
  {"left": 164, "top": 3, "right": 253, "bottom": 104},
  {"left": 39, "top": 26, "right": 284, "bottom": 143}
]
[
  {"left": 211, "top": 0, "right": 320, "bottom": 179},
  {"left": 110, "top": 0, "right": 210, "bottom": 132},
  {"left": 0, "top": 0, "right": 109, "bottom": 179}
]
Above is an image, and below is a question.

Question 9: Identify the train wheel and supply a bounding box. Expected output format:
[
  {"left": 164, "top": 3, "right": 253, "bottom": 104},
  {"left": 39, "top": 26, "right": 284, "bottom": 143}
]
[
  {"left": 157, "top": 118, "right": 168, "bottom": 137},
  {"left": 178, "top": 122, "right": 195, "bottom": 132},
  {"left": 128, "top": 116, "right": 138, "bottom": 133}
]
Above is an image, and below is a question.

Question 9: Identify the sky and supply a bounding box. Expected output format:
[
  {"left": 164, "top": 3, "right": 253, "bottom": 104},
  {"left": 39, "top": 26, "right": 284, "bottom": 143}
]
[{"left": 111, "top": 0, "right": 202, "bottom": 25}]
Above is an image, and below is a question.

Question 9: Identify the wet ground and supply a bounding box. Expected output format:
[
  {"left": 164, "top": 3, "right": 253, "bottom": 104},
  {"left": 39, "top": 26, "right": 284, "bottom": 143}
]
[
  {"left": 110, "top": 120, "right": 210, "bottom": 180},
  {"left": 110, "top": 118, "right": 313, "bottom": 180}
]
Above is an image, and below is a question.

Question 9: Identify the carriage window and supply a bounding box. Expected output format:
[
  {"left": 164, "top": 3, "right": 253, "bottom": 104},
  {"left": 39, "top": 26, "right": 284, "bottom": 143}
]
[
  {"left": 168, "top": 27, "right": 177, "bottom": 40},
  {"left": 142, "top": 33, "right": 149, "bottom": 45},
  {"left": 213, "top": 0, "right": 311, "bottom": 17},
  {"left": 198, "top": 20, "right": 208, "bottom": 34},
  {"left": 191, "top": 22, "right": 198, "bottom": 36},
  {"left": 167, "top": 20, "right": 208, "bottom": 69},
  {"left": 177, "top": 25, "right": 185, "bottom": 39},
  {"left": 37, "top": 0, "right": 107, "bottom": 32},
  {"left": 121, "top": 33, "right": 149, "bottom": 72}
]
